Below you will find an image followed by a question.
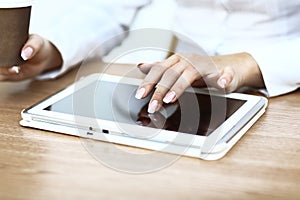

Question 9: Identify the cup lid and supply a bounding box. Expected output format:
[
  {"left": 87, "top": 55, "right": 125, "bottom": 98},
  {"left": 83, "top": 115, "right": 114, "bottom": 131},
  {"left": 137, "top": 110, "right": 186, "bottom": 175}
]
[{"left": 0, "top": 0, "right": 33, "bottom": 8}]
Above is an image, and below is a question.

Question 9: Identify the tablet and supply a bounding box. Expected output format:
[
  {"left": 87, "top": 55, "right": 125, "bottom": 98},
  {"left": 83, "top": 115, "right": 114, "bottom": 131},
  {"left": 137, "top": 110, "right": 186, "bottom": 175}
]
[{"left": 20, "top": 73, "right": 268, "bottom": 160}]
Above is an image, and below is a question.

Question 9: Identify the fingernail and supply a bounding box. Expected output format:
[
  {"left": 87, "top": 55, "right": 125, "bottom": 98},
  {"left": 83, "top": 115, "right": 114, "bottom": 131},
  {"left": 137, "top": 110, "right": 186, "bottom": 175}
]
[
  {"left": 218, "top": 78, "right": 227, "bottom": 88},
  {"left": 148, "top": 100, "right": 158, "bottom": 114},
  {"left": 21, "top": 47, "right": 33, "bottom": 61},
  {"left": 135, "top": 88, "right": 146, "bottom": 99},
  {"left": 10, "top": 66, "right": 21, "bottom": 74},
  {"left": 137, "top": 63, "right": 144, "bottom": 67},
  {"left": 163, "top": 91, "right": 176, "bottom": 104}
]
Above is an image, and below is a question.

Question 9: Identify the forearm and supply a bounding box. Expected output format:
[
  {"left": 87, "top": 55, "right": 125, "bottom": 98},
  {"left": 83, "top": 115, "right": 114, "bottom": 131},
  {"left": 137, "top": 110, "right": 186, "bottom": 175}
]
[{"left": 237, "top": 52, "right": 265, "bottom": 88}]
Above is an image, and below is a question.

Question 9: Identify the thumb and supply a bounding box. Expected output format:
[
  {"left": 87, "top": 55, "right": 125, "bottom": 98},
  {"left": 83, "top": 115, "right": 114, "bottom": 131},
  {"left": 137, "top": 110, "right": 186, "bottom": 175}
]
[
  {"left": 217, "top": 66, "right": 236, "bottom": 91},
  {"left": 21, "top": 34, "right": 44, "bottom": 61}
]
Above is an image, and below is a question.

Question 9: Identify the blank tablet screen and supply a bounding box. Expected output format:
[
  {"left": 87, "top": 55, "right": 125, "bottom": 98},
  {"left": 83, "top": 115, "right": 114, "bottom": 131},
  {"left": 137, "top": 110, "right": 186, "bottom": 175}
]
[{"left": 44, "top": 79, "right": 245, "bottom": 136}]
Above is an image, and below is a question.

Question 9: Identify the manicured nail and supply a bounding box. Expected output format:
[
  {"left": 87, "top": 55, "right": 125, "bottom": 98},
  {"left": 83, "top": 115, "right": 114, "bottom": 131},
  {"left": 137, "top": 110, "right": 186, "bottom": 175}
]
[
  {"left": 21, "top": 47, "right": 33, "bottom": 61},
  {"left": 218, "top": 78, "right": 227, "bottom": 88},
  {"left": 10, "top": 66, "right": 21, "bottom": 74},
  {"left": 148, "top": 100, "right": 158, "bottom": 114},
  {"left": 163, "top": 91, "right": 176, "bottom": 104},
  {"left": 137, "top": 63, "right": 144, "bottom": 67},
  {"left": 135, "top": 88, "right": 146, "bottom": 99}
]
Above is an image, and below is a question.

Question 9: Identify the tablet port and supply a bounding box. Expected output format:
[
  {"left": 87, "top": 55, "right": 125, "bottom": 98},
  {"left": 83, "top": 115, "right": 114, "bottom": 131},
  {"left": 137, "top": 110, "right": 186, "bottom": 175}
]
[
  {"left": 86, "top": 132, "right": 94, "bottom": 136},
  {"left": 102, "top": 129, "right": 109, "bottom": 134}
]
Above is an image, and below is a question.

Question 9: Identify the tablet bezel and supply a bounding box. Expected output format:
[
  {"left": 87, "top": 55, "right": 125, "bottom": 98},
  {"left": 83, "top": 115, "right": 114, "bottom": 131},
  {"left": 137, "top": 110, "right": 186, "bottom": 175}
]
[{"left": 21, "top": 73, "right": 267, "bottom": 154}]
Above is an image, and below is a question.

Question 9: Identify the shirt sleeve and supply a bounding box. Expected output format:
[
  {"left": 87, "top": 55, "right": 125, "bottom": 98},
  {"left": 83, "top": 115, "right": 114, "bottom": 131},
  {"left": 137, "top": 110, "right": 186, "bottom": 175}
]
[
  {"left": 246, "top": 38, "right": 300, "bottom": 97},
  {"left": 30, "top": 0, "right": 150, "bottom": 79}
]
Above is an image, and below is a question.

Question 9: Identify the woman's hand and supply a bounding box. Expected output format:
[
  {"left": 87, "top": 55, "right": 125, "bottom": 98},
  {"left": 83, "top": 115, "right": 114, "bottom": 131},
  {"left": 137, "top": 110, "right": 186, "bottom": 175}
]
[
  {"left": 0, "top": 34, "right": 63, "bottom": 81},
  {"left": 135, "top": 52, "right": 264, "bottom": 113}
]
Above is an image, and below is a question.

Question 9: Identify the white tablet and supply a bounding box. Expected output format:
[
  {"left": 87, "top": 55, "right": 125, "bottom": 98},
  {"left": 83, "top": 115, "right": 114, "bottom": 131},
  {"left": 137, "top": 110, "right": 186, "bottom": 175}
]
[{"left": 20, "top": 73, "right": 268, "bottom": 160}]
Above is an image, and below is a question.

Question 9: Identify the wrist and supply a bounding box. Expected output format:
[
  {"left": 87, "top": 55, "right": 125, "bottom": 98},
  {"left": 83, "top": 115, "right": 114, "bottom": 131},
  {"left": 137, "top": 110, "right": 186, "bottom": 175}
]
[
  {"left": 239, "top": 52, "right": 265, "bottom": 89},
  {"left": 42, "top": 40, "right": 63, "bottom": 73}
]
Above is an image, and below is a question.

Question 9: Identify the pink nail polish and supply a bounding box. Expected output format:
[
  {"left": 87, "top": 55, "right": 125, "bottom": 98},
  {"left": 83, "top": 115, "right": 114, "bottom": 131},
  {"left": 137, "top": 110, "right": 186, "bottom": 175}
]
[
  {"left": 135, "top": 88, "right": 146, "bottom": 99},
  {"left": 218, "top": 78, "right": 227, "bottom": 88},
  {"left": 137, "top": 63, "right": 144, "bottom": 67},
  {"left": 21, "top": 47, "right": 33, "bottom": 61},
  {"left": 10, "top": 66, "right": 21, "bottom": 74},
  {"left": 163, "top": 91, "right": 176, "bottom": 104},
  {"left": 148, "top": 100, "right": 158, "bottom": 114}
]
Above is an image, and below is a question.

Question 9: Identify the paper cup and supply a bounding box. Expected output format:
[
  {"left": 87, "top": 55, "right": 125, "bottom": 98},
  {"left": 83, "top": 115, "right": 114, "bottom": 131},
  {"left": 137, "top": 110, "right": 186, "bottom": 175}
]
[{"left": 0, "top": 0, "right": 33, "bottom": 67}]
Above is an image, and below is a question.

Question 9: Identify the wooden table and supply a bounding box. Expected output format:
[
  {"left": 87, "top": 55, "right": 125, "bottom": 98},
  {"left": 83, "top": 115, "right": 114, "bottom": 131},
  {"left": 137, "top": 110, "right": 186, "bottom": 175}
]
[{"left": 0, "top": 62, "right": 299, "bottom": 200}]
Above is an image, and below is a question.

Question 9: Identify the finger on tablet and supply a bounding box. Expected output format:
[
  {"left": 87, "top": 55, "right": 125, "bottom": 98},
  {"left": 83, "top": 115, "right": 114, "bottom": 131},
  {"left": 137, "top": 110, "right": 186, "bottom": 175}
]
[
  {"left": 163, "top": 69, "right": 198, "bottom": 104},
  {"left": 135, "top": 63, "right": 167, "bottom": 100},
  {"left": 147, "top": 62, "right": 187, "bottom": 113},
  {"left": 135, "top": 54, "right": 181, "bottom": 99}
]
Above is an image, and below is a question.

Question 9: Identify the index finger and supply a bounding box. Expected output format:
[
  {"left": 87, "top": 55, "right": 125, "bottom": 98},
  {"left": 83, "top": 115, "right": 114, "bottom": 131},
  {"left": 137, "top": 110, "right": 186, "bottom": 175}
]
[{"left": 135, "top": 54, "right": 180, "bottom": 100}]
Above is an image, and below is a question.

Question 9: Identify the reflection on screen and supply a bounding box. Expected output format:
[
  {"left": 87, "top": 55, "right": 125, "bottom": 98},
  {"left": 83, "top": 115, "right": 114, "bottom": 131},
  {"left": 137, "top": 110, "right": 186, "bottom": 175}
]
[{"left": 45, "top": 80, "right": 245, "bottom": 136}]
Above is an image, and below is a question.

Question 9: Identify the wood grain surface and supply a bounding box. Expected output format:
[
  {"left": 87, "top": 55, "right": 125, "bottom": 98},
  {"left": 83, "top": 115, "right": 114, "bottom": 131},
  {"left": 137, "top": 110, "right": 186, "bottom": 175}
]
[{"left": 0, "top": 62, "right": 299, "bottom": 200}]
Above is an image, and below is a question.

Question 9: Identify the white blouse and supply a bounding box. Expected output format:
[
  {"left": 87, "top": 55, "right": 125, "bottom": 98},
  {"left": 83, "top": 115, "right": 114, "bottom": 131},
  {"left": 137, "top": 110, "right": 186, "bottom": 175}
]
[
  {"left": 30, "top": 0, "right": 300, "bottom": 97},
  {"left": 173, "top": 0, "right": 300, "bottom": 97}
]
